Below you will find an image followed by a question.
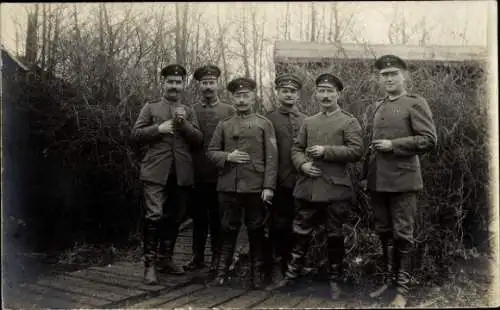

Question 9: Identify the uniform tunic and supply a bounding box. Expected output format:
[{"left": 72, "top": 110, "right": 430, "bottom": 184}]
[
  {"left": 131, "top": 98, "right": 202, "bottom": 222},
  {"left": 193, "top": 100, "right": 235, "bottom": 184},
  {"left": 362, "top": 93, "right": 437, "bottom": 242},
  {"left": 208, "top": 113, "right": 278, "bottom": 194},
  {"left": 364, "top": 93, "right": 437, "bottom": 192},
  {"left": 292, "top": 109, "right": 364, "bottom": 203}
]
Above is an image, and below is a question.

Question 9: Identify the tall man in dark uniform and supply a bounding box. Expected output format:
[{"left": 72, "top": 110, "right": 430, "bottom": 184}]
[
  {"left": 185, "top": 65, "right": 235, "bottom": 272},
  {"left": 265, "top": 74, "right": 306, "bottom": 281},
  {"left": 131, "top": 64, "right": 203, "bottom": 284},
  {"left": 207, "top": 77, "right": 278, "bottom": 289},
  {"left": 267, "top": 73, "right": 363, "bottom": 300},
  {"left": 363, "top": 55, "right": 437, "bottom": 308}
]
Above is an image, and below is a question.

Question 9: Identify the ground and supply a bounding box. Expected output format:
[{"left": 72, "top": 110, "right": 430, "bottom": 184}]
[{"left": 2, "top": 224, "right": 498, "bottom": 309}]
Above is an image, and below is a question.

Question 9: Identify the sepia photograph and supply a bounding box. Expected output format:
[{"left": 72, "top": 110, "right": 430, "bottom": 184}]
[{"left": 1, "top": 1, "right": 498, "bottom": 309}]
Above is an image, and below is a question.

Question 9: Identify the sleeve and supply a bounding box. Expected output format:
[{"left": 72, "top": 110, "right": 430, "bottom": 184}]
[
  {"left": 130, "top": 103, "right": 162, "bottom": 143},
  {"left": 263, "top": 119, "right": 278, "bottom": 191},
  {"left": 207, "top": 121, "right": 230, "bottom": 168},
  {"left": 291, "top": 122, "right": 310, "bottom": 172},
  {"left": 322, "top": 118, "right": 364, "bottom": 162},
  {"left": 176, "top": 106, "right": 203, "bottom": 147},
  {"left": 391, "top": 98, "right": 438, "bottom": 156}
]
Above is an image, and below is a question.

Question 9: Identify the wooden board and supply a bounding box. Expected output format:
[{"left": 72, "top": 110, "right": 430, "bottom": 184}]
[
  {"left": 253, "top": 292, "right": 308, "bottom": 308},
  {"left": 218, "top": 290, "right": 270, "bottom": 308},
  {"left": 36, "top": 274, "right": 143, "bottom": 302},
  {"left": 130, "top": 284, "right": 205, "bottom": 308},
  {"left": 187, "top": 286, "right": 246, "bottom": 308},
  {"left": 294, "top": 295, "right": 331, "bottom": 309},
  {"left": 5, "top": 283, "right": 107, "bottom": 308}
]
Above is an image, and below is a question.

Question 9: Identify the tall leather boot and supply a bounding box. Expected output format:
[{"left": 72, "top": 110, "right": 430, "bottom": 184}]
[
  {"left": 184, "top": 221, "right": 207, "bottom": 270},
  {"left": 327, "top": 236, "right": 345, "bottom": 300},
  {"left": 209, "top": 232, "right": 221, "bottom": 273},
  {"left": 370, "top": 233, "right": 395, "bottom": 298},
  {"left": 248, "top": 228, "right": 267, "bottom": 289},
  {"left": 210, "top": 229, "right": 238, "bottom": 286},
  {"left": 158, "top": 223, "right": 185, "bottom": 275},
  {"left": 269, "top": 229, "right": 291, "bottom": 281},
  {"left": 143, "top": 220, "right": 158, "bottom": 285},
  {"left": 389, "top": 239, "right": 412, "bottom": 308},
  {"left": 265, "top": 233, "right": 309, "bottom": 291}
]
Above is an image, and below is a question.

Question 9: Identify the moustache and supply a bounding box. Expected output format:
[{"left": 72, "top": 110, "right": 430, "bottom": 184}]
[
  {"left": 203, "top": 89, "right": 214, "bottom": 93},
  {"left": 321, "top": 98, "right": 331, "bottom": 102}
]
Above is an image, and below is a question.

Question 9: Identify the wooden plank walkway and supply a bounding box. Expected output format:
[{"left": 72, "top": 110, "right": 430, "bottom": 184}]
[{"left": 3, "top": 225, "right": 495, "bottom": 309}]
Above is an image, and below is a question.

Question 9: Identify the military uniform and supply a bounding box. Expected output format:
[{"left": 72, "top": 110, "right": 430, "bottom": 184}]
[
  {"left": 363, "top": 55, "right": 437, "bottom": 305},
  {"left": 131, "top": 64, "right": 202, "bottom": 283},
  {"left": 188, "top": 64, "right": 236, "bottom": 271},
  {"left": 208, "top": 77, "right": 278, "bottom": 287},
  {"left": 265, "top": 74, "right": 306, "bottom": 277},
  {"left": 269, "top": 74, "right": 363, "bottom": 298}
]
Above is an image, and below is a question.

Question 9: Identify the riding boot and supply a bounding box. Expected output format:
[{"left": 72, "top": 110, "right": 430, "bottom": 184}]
[
  {"left": 210, "top": 229, "right": 238, "bottom": 286},
  {"left": 265, "top": 233, "right": 309, "bottom": 291},
  {"left": 389, "top": 239, "right": 412, "bottom": 308},
  {"left": 209, "top": 231, "right": 221, "bottom": 273},
  {"left": 248, "top": 228, "right": 267, "bottom": 289},
  {"left": 370, "top": 233, "right": 395, "bottom": 298},
  {"left": 143, "top": 220, "right": 158, "bottom": 285},
  {"left": 327, "top": 236, "right": 345, "bottom": 300},
  {"left": 184, "top": 223, "right": 207, "bottom": 270},
  {"left": 158, "top": 223, "right": 185, "bottom": 275}
]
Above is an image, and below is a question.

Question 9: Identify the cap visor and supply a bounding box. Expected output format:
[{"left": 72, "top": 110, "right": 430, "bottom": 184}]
[{"left": 380, "top": 67, "right": 401, "bottom": 74}]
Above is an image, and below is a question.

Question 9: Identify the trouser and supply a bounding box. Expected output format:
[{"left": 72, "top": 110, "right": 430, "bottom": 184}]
[
  {"left": 190, "top": 182, "right": 222, "bottom": 262},
  {"left": 371, "top": 191, "right": 417, "bottom": 295},
  {"left": 285, "top": 199, "right": 350, "bottom": 282},
  {"left": 216, "top": 192, "right": 267, "bottom": 280},
  {"left": 268, "top": 187, "right": 295, "bottom": 274},
  {"left": 142, "top": 171, "right": 191, "bottom": 267}
]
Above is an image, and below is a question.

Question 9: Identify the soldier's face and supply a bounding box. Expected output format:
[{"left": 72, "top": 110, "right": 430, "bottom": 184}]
[
  {"left": 315, "top": 86, "right": 339, "bottom": 108},
  {"left": 379, "top": 69, "right": 405, "bottom": 94},
  {"left": 277, "top": 87, "right": 299, "bottom": 106},
  {"left": 232, "top": 90, "right": 254, "bottom": 113},
  {"left": 164, "top": 75, "right": 185, "bottom": 100},
  {"left": 200, "top": 78, "right": 218, "bottom": 99}
]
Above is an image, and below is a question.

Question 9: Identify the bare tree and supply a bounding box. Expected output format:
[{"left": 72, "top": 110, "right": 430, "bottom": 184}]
[
  {"left": 25, "top": 4, "right": 39, "bottom": 65},
  {"left": 310, "top": 3, "right": 316, "bottom": 42}
]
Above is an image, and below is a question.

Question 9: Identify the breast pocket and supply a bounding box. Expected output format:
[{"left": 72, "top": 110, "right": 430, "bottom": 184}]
[{"left": 396, "top": 162, "right": 417, "bottom": 171}]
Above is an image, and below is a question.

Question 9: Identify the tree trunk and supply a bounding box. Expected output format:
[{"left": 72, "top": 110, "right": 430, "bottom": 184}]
[
  {"left": 217, "top": 6, "right": 229, "bottom": 86},
  {"left": 241, "top": 10, "right": 250, "bottom": 78},
  {"left": 310, "top": 3, "right": 316, "bottom": 42},
  {"left": 175, "top": 3, "right": 182, "bottom": 64},
  {"left": 25, "top": 4, "right": 39, "bottom": 65},
  {"left": 41, "top": 3, "right": 47, "bottom": 70}
]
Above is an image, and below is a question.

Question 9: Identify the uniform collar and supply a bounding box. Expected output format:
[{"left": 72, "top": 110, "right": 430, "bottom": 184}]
[
  {"left": 388, "top": 91, "right": 407, "bottom": 102},
  {"left": 201, "top": 97, "right": 219, "bottom": 107},
  {"left": 278, "top": 104, "right": 300, "bottom": 117},
  {"left": 236, "top": 111, "right": 254, "bottom": 119},
  {"left": 322, "top": 107, "right": 340, "bottom": 117}
]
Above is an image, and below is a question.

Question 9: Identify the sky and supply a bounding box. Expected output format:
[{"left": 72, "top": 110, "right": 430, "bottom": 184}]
[
  {"left": 1, "top": 1, "right": 493, "bottom": 53},
  {"left": 0, "top": 1, "right": 495, "bottom": 92}
]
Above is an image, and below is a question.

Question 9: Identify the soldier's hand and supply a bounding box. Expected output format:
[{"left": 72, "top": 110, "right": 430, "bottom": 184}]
[
  {"left": 301, "top": 162, "right": 322, "bottom": 177},
  {"left": 359, "top": 179, "right": 368, "bottom": 191},
  {"left": 158, "top": 120, "right": 174, "bottom": 134},
  {"left": 371, "top": 139, "right": 393, "bottom": 152},
  {"left": 306, "top": 145, "right": 325, "bottom": 158},
  {"left": 174, "top": 107, "right": 187, "bottom": 122},
  {"left": 261, "top": 189, "right": 274, "bottom": 204},
  {"left": 227, "top": 149, "right": 251, "bottom": 164}
]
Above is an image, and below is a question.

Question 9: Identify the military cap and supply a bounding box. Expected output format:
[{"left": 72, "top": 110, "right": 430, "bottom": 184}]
[
  {"left": 227, "top": 77, "right": 257, "bottom": 93},
  {"left": 275, "top": 73, "right": 302, "bottom": 90},
  {"left": 193, "top": 64, "right": 221, "bottom": 81},
  {"left": 315, "top": 73, "right": 344, "bottom": 91},
  {"left": 160, "top": 64, "right": 187, "bottom": 78},
  {"left": 374, "top": 55, "right": 408, "bottom": 72}
]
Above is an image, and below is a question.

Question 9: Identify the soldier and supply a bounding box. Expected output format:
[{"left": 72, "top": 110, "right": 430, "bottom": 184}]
[
  {"left": 266, "top": 73, "right": 363, "bottom": 300},
  {"left": 185, "top": 65, "right": 235, "bottom": 272},
  {"left": 207, "top": 77, "right": 278, "bottom": 289},
  {"left": 363, "top": 55, "right": 437, "bottom": 308},
  {"left": 131, "top": 64, "right": 203, "bottom": 284},
  {"left": 265, "top": 73, "right": 306, "bottom": 282}
]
